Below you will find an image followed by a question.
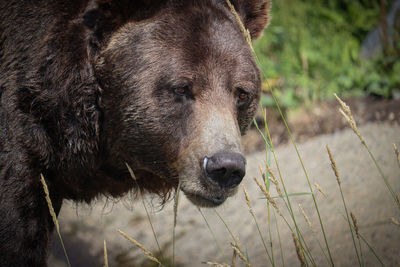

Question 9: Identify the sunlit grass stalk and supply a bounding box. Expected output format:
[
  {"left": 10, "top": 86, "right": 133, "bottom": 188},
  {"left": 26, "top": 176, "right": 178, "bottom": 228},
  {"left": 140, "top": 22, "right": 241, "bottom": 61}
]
[
  {"left": 243, "top": 185, "right": 274, "bottom": 265},
  {"left": 197, "top": 207, "right": 224, "bottom": 257},
  {"left": 259, "top": 107, "right": 316, "bottom": 266},
  {"left": 259, "top": 164, "right": 276, "bottom": 266},
  {"left": 273, "top": 209, "right": 285, "bottom": 267},
  {"left": 334, "top": 94, "right": 399, "bottom": 209},
  {"left": 224, "top": 0, "right": 254, "bottom": 53},
  {"left": 326, "top": 146, "right": 362, "bottom": 266},
  {"left": 117, "top": 229, "right": 162, "bottom": 265},
  {"left": 214, "top": 209, "right": 249, "bottom": 262},
  {"left": 254, "top": 177, "right": 316, "bottom": 266},
  {"left": 324, "top": 192, "right": 385, "bottom": 267},
  {"left": 338, "top": 210, "right": 386, "bottom": 267},
  {"left": 267, "top": 203, "right": 275, "bottom": 266},
  {"left": 214, "top": 209, "right": 239, "bottom": 245},
  {"left": 390, "top": 217, "right": 400, "bottom": 226},
  {"left": 232, "top": 243, "right": 251, "bottom": 267},
  {"left": 263, "top": 118, "right": 276, "bottom": 267},
  {"left": 225, "top": 1, "right": 330, "bottom": 265},
  {"left": 40, "top": 174, "right": 71, "bottom": 267},
  {"left": 299, "top": 204, "right": 330, "bottom": 265},
  {"left": 394, "top": 144, "right": 400, "bottom": 167},
  {"left": 232, "top": 246, "right": 237, "bottom": 267},
  {"left": 292, "top": 232, "right": 306, "bottom": 267},
  {"left": 104, "top": 240, "right": 109, "bottom": 267},
  {"left": 255, "top": 117, "right": 277, "bottom": 265},
  {"left": 313, "top": 183, "right": 328, "bottom": 198},
  {"left": 125, "top": 163, "right": 165, "bottom": 263},
  {"left": 203, "top": 261, "right": 230, "bottom": 267},
  {"left": 350, "top": 212, "right": 364, "bottom": 267},
  {"left": 269, "top": 91, "right": 335, "bottom": 266},
  {"left": 172, "top": 180, "right": 182, "bottom": 267}
]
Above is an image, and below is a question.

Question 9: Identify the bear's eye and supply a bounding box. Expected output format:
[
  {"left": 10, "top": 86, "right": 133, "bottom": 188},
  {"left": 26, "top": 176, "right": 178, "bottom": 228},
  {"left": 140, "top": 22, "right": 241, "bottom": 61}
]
[
  {"left": 239, "top": 92, "right": 248, "bottom": 101},
  {"left": 236, "top": 89, "right": 250, "bottom": 106},
  {"left": 173, "top": 86, "right": 191, "bottom": 97}
]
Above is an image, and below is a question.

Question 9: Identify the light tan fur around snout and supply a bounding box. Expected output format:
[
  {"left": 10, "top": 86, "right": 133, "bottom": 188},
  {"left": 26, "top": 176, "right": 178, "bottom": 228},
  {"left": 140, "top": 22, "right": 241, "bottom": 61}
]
[{"left": 174, "top": 102, "right": 243, "bottom": 206}]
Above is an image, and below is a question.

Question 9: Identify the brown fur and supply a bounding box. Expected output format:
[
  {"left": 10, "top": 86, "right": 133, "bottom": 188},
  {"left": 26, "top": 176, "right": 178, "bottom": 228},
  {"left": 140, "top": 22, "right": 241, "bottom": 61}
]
[{"left": 0, "top": 0, "right": 270, "bottom": 265}]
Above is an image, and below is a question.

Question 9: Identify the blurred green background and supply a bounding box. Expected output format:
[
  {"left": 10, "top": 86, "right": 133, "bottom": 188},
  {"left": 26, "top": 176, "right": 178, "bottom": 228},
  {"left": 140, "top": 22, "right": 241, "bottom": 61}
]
[{"left": 254, "top": 0, "right": 400, "bottom": 109}]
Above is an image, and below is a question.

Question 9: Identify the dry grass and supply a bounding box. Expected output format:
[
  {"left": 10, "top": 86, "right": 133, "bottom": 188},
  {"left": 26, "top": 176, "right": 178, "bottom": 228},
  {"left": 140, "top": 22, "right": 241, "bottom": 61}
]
[
  {"left": 313, "top": 182, "right": 328, "bottom": 198},
  {"left": 117, "top": 229, "right": 162, "bottom": 265},
  {"left": 394, "top": 144, "right": 400, "bottom": 167},
  {"left": 291, "top": 232, "right": 306, "bottom": 267},
  {"left": 40, "top": 174, "right": 71, "bottom": 267},
  {"left": 103, "top": 240, "right": 109, "bottom": 267},
  {"left": 231, "top": 243, "right": 251, "bottom": 267},
  {"left": 335, "top": 94, "right": 399, "bottom": 209}
]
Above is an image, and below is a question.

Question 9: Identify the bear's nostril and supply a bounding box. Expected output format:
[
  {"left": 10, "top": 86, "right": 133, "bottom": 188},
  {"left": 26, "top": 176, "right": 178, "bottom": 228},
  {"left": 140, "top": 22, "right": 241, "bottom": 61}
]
[
  {"left": 203, "top": 151, "right": 246, "bottom": 189},
  {"left": 213, "top": 168, "right": 226, "bottom": 176}
]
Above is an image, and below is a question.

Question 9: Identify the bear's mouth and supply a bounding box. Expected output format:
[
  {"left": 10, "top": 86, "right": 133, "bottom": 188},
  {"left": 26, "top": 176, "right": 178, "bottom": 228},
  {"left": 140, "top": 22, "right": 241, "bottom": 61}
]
[{"left": 182, "top": 191, "right": 228, "bottom": 207}]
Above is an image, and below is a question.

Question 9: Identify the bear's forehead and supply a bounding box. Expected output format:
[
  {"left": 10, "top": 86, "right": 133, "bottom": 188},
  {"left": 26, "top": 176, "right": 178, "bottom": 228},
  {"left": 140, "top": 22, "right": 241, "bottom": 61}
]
[
  {"left": 156, "top": 2, "right": 250, "bottom": 52},
  {"left": 148, "top": 4, "right": 257, "bottom": 76},
  {"left": 106, "top": 1, "right": 259, "bottom": 87}
]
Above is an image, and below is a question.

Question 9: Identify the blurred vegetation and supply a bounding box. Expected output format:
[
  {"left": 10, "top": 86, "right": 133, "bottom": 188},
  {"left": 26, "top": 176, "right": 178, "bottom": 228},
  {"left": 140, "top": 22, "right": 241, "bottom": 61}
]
[{"left": 254, "top": 0, "right": 400, "bottom": 108}]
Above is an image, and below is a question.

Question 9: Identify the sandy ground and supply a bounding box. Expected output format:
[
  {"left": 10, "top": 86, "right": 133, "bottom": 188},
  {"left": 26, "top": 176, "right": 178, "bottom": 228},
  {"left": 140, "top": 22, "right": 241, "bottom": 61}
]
[{"left": 49, "top": 122, "right": 400, "bottom": 267}]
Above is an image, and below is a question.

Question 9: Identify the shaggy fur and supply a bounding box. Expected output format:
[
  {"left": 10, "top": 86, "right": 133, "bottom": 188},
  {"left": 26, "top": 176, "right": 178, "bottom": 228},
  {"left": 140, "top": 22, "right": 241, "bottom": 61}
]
[{"left": 0, "top": 0, "right": 270, "bottom": 265}]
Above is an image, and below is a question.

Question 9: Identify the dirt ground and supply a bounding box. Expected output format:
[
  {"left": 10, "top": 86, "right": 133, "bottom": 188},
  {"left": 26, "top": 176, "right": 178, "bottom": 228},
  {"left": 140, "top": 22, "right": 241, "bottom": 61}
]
[
  {"left": 242, "top": 96, "right": 400, "bottom": 153},
  {"left": 49, "top": 98, "right": 400, "bottom": 267}
]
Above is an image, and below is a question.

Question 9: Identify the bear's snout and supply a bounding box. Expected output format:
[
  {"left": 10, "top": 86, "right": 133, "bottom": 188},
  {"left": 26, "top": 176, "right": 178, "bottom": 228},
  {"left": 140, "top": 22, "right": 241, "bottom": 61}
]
[{"left": 203, "top": 151, "right": 246, "bottom": 189}]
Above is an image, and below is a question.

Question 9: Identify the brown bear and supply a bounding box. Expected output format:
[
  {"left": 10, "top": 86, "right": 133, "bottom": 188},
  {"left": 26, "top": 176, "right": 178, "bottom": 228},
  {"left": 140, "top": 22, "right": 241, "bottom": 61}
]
[{"left": 0, "top": 0, "right": 270, "bottom": 265}]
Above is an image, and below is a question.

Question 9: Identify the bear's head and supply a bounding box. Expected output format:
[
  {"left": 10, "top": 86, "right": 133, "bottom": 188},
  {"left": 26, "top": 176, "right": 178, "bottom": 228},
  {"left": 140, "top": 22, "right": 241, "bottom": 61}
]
[{"left": 92, "top": 0, "right": 271, "bottom": 207}]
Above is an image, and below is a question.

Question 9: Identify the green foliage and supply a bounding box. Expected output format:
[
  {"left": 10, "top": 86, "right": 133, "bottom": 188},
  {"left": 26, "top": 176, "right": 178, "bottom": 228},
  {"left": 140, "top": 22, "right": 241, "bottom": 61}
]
[{"left": 254, "top": 0, "right": 400, "bottom": 107}]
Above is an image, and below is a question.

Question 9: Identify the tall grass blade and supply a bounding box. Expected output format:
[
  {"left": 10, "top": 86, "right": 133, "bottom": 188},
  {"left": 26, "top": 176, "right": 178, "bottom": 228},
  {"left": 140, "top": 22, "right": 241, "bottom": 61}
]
[
  {"left": 104, "top": 240, "right": 109, "bottom": 267},
  {"left": 334, "top": 94, "right": 399, "bottom": 209},
  {"left": 172, "top": 180, "right": 182, "bottom": 266},
  {"left": 232, "top": 244, "right": 251, "bottom": 267},
  {"left": 273, "top": 210, "right": 285, "bottom": 267},
  {"left": 394, "top": 144, "right": 400, "bottom": 167},
  {"left": 259, "top": 107, "right": 308, "bottom": 252},
  {"left": 350, "top": 212, "right": 365, "bottom": 267},
  {"left": 197, "top": 207, "right": 224, "bottom": 257},
  {"left": 40, "top": 174, "right": 71, "bottom": 267},
  {"left": 292, "top": 232, "right": 306, "bottom": 267},
  {"left": 326, "top": 146, "right": 362, "bottom": 266},
  {"left": 125, "top": 163, "right": 165, "bottom": 263},
  {"left": 269, "top": 91, "right": 335, "bottom": 266},
  {"left": 243, "top": 185, "right": 274, "bottom": 265},
  {"left": 117, "top": 229, "right": 162, "bottom": 265}
]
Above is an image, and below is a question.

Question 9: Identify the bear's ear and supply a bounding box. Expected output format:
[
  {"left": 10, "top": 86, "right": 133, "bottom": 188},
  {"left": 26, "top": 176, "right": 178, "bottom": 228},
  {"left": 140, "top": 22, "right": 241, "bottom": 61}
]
[{"left": 228, "top": 0, "right": 271, "bottom": 39}]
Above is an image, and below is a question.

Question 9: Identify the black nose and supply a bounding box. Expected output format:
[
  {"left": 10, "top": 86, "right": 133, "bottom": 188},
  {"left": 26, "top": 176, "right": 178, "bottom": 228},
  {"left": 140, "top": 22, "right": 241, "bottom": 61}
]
[{"left": 203, "top": 151, "right": 246, "bottom": 189}]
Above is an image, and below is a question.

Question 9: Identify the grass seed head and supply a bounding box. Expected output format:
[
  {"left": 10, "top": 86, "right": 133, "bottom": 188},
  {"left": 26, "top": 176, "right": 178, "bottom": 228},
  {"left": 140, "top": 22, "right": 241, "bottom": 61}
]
[
  {"left": 224, "top": 0, "right": 254, "bottom": 53},
  {"left": 254, "top": 178, "right": 282, "bottom": 215},
  {"left": 232, "top": 246, "right": 237, "bottom": 267},
  {"left": 390, "top": 217, "right": 400, "bottom": 226},
  {"left": 394, "top": 144, "right": 400, "bottom": 167},
  {"left": 40, "top": 174, "right": 60, "bottom": 233},
  {"left": 265, "top": 163, "right": 277, "bottom": 181},
  {"left": 270, "top": 177, "right": 283, "bottom": 197},
  {"left": 242, "top": 185, "right": 253, "bottom": 213},
  {"left": 291, "top": 232, "right": 306, "bottom": 267},
  {"left": 231, "top": 243, "right": 251, "bottom": 267},
  {"left": 299, "top": 204, "right": 313, "bottom": 232},
  {"left": 203, "top": 261, "right": 230, "bottom": 267},
  {"left": 314, "top": 182, "right": 328, "bottom": 198},
  {"left": 350, "top": 212, "right": 360, "bottom": 239},
  {"left": 334, "top": 94, "right": 366, "bottom": 145},
  {"left": 326, "top": 145, "right": 341, "bottom": 185},
  {"left": 117, "top": 229, "right": 161, "bottom": 265}
]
